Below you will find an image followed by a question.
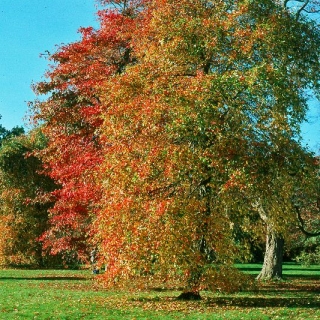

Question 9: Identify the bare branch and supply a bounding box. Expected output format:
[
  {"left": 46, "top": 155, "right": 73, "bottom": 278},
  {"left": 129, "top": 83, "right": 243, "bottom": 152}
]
[
  {"left": 295, "top": 205, "right": 320, "bottom": 237},
  {"left": 296, "top": 0, "right": 310, "bottom": 20}
]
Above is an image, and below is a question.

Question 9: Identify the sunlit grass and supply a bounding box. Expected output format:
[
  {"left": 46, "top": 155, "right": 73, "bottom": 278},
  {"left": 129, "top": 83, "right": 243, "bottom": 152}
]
[
  {"left": 0, "top": 264, "right": 319, "bottom": 319},
  {"left": 237, "top": 262, "right": 320, "bottom": 277}
]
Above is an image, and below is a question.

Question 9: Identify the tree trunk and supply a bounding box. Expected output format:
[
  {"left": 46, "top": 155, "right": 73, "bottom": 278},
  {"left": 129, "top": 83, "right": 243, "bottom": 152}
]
[{"left": 257, "top": 225, "right": 284, "bottom": 280}]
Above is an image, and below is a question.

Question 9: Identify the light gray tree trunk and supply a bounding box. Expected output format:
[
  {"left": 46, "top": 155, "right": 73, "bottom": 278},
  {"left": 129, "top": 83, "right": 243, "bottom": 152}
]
[{"left": 257, "top": 224, "right": 284, "bottom": 280}]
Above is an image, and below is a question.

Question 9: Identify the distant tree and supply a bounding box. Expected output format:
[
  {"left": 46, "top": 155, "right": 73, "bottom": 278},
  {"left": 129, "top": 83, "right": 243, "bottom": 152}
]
[
  {"left": 0, "top": 122, "right": 24, "bottom": 144},
  {"left": 0, "top": 130, "right": 57, "bottom": 267}
]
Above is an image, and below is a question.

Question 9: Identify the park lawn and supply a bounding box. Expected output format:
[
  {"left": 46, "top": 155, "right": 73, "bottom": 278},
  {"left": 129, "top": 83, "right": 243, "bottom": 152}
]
[{"left": 0, "top": 264, "right": 319, "bottom": 319}]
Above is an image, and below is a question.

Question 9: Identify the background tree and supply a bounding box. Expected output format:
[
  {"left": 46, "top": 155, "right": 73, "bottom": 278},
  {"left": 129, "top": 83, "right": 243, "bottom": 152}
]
[
  {"left": 0, "top": 123, "right": 24, "bottom": 144},
  {"left": 250, "top": 141, "right": 320, "bottom": 279},
  {"left": 286, "top": 156, "right": 320, "bottom": 266},
  {"left": 0, "top": 130, "right": 57, "bottom": 267}
]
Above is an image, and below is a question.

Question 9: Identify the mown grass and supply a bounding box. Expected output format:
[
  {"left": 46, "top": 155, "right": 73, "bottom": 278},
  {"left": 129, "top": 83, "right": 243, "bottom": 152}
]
[{"left": 0, "top": 264, "right": 319, "bottom": 319}]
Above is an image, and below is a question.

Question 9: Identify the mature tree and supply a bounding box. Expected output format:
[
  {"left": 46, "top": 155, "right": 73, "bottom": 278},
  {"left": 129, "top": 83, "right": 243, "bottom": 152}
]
[
  {"left": 0, "top": 130, "right": 56, "bottom": 267},
  {"left": 29, "top": 0, "right": 320, "bottom": 291},
  {"left": 248, "top": 0, "right": 320, "bottom": 280},
  {"left": 250, "top": 142, "right": 320, "bottom": 279},
  {"left": 93, "top": 0, "right": 320, "bottom": 293}
]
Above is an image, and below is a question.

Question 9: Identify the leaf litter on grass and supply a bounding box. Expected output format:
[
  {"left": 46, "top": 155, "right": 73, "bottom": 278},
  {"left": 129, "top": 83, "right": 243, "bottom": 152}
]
[{"left": 1, "top": 268, "right": 320, "bottom": 319}]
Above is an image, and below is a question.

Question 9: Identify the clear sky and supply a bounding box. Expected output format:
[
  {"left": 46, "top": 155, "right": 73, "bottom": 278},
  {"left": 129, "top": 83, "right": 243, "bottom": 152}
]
[
  {"left": 0, "top": 0, "right": 319, "bottom": 153},
  {"left": 0, "top": 0, "right": 100, "bottom": 129},
  {"left": 302, "top": 98, "right": 320, "bottom": 153}
]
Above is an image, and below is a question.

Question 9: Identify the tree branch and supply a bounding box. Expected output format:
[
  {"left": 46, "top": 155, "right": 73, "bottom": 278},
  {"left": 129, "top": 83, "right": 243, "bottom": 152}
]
[
  {"left": 296, "top": 0, "right": 310, "bottom": 20},
  {"left": 295, "top": 205, "right": 320, "bottom": 237},
  {"left": 252, "top": 200, "right": 269, "bottom": 223}
]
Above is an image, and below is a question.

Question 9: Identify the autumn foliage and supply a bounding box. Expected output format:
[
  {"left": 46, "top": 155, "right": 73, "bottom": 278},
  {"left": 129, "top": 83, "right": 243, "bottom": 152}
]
[
  {"left": 23, "top": 0, "right": 320, "bottom": 292},
  {"left": 30, "top": 2, "right": 143, "bottom": 260},
  {"left": 0, "top": 131, "right": 56, "bottom": 266}
]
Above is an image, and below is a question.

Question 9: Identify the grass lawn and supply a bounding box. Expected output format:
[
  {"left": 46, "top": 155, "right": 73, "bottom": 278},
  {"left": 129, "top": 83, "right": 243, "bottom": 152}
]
[{"left": 0, "top": 264, "right": 319, "bottom": 319}]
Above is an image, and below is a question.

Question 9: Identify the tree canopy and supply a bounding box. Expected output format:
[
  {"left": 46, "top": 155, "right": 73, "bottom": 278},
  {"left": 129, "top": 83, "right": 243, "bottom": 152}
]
[
  {"left": 28, "top": 0, "right": 320, "bottom": 292},
  {"left": 0, "top": 130, "right": 57, "bottom": 267}
]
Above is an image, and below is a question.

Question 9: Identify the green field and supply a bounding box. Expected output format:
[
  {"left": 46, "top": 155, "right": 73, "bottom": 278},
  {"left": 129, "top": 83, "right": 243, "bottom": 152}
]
[{"left": 0, "top": 264, "right": 319, "bottom": 319}]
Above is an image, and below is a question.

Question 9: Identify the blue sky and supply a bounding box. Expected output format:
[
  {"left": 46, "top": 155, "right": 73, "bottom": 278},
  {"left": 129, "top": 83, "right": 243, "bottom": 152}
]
[
  {"left": 303, "top": 99, "right": 320, "bottom": 153},
  {"left": 0, "top": 0, "right": 319, "bottom": 153},
  {"left": 0, "top": 0, "right": 100, "bottom": 129}
]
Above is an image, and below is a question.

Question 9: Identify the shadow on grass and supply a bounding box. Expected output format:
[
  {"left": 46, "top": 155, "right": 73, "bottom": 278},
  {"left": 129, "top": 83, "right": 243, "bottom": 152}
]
[
  {"left": 129, "top": 295, "right": 320, "bottom": 308},
  {"left": 257, "top": 283, "right": 320, "bottom": 293},
  {"left": 152, "top": 287, "right": 183, "bottom": 292},
  {"left": 0, "top": 276, "right": 88, "bottom": 281},
  {"left": 283, "top": 275, "right": 320, "bottom": 280},
  {"left": 205, "top": 296, "right": 320, "bottom": 308},
  {"left": 237, "top": 267, "right": 261, "bottom": 272},
  {"left": 237, "top": 264, "right": 320, "bottom": 273},
  {"left": 283, "top": 268, "right": 320, "bottom": 272}
]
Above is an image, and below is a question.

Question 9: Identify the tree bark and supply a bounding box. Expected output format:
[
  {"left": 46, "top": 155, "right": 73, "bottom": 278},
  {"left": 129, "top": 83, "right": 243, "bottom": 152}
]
[{"left": 257, "top": 225, "right": 284, "bottom": 280}]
